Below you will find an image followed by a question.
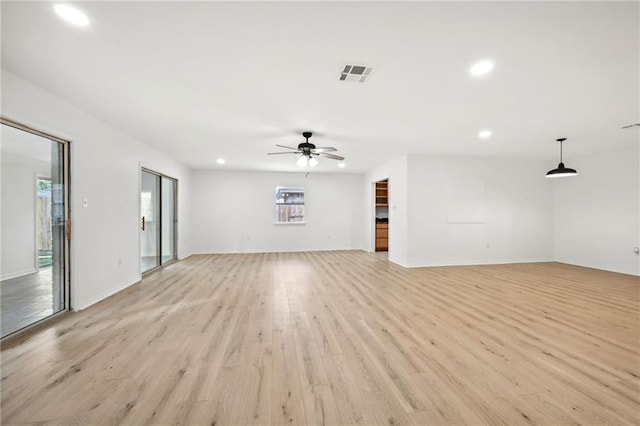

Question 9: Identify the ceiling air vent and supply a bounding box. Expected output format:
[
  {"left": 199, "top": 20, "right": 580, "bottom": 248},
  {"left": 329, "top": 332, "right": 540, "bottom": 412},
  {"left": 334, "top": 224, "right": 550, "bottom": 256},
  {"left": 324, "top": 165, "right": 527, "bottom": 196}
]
[{"left": 340, "top": 65, "right": 373, "bottom": 83}]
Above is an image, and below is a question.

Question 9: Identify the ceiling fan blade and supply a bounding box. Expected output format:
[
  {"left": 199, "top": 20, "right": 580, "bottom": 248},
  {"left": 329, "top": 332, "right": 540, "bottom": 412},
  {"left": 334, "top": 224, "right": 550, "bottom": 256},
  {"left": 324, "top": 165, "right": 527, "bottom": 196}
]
[
  {"left": 275, "top": 144, "right": 299, "bottom": 150},
  {"left": 267, "top": 151, "right": 301, "bottom": 155},
  {"left": 318, "top": 152, "right": 345, "bottom": 161},
  {"left": 312, "top": 147, "right": 337, "bottom": 153}
]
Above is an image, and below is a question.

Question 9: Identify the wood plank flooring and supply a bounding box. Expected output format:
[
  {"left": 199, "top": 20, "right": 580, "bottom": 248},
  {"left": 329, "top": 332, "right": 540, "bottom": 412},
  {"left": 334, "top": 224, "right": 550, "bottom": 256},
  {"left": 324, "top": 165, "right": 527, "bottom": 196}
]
[
  {"left": 1, "top": 251, "right": 639, "bottom": 425},
  {"left": 1, "top": 268, "right": 61, "bottom": 337}
]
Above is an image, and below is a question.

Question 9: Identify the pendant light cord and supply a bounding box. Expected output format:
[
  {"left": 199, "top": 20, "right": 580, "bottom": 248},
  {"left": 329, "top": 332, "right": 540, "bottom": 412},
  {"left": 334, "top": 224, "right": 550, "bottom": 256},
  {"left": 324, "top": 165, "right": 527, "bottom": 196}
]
[
  {"left": 560, "top": 141, "right": 563, "bottom": 163},
  {"left": 556, "top": 137, "right": 567, "bottom": 164}
]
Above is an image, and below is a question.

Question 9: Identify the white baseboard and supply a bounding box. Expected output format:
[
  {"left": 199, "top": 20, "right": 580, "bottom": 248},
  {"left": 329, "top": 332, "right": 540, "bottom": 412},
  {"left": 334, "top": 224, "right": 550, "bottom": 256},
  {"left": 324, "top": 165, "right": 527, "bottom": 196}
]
[
  {"left": 74, "top": 279, "right": 140, "bottom": 311},
  {"left": 1, "top": 267, "right": 38, "bottom": 281},
  {"left": 554, "top": 259, "right": 640, "bottom": 277},
  {"left": 194, "top": 247, "right": 360, "bottom": 255},
  {"left": 406, "top": 258, "right": 555, "bottom": 268}
]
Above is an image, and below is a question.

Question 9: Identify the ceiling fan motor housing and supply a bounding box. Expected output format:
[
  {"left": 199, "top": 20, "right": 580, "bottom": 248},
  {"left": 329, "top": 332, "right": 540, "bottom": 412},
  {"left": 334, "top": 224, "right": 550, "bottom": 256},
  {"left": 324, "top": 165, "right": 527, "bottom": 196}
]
[
  {"left": 299, "top": 132, "right": 315, "bottom": 156},
  {"left": 298, "top": 142, "right": 315, "bottom": 155}
]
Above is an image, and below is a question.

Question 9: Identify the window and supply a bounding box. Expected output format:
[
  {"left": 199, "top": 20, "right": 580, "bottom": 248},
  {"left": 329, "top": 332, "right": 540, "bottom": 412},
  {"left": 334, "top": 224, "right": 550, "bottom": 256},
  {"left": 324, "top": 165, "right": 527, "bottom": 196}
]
[{"left": 275, "top": 186, "right": 305, "bottom": 224}]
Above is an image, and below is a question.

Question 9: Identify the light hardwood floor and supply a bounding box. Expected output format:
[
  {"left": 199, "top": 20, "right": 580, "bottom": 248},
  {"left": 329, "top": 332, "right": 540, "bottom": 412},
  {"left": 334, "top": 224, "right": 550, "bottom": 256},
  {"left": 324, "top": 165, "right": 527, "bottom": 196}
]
[
  {"left": 1, "top": 251, "right": 639, "bottom": 425},
  {"left": 1, "top": 268, "right": 60, "bottom": 337}
]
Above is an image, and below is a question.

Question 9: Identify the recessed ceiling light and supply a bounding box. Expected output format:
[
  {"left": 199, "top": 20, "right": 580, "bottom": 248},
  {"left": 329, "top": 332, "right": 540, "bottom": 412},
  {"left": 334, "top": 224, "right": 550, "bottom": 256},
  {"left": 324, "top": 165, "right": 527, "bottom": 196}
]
[
  {"left": 478, "top": 130, "right": 492, "bottom": 139},
  {"left": 54, "top": 4, "right": 90, "bottom": 27},
  {"left": 216, "top": 158, "right": 226, "bottom": 165},
  {"left": 338, "top": 163, "right": 346, "bottom": 168},
  {"left": 469, "top": 60, "right": 494, "bottom": 77}
]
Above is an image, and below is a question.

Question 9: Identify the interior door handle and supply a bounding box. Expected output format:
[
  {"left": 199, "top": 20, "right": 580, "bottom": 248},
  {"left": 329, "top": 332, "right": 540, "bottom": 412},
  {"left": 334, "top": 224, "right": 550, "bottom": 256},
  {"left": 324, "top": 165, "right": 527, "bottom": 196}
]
[{"left": 141, "top": 216, "right": 145, "bottom": 231}]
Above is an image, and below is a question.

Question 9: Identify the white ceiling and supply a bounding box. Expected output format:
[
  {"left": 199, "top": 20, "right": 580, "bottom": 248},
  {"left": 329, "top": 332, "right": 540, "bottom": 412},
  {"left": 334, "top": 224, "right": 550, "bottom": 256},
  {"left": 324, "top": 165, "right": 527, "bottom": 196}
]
[{"left": 2, "top": 1, "right": 638, "bottom": 173}]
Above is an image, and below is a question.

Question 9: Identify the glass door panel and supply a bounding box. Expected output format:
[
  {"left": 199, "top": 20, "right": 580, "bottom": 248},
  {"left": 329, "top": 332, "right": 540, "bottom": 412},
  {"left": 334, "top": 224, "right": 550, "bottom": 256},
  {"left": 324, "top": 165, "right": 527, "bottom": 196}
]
[
  {"left": 140, "top": 170, "right": 160, "bottom": 273},
  {"left": 161, "top": 176, "right": 177, "bottom": 264},
  {"left": 1, "top": 121, "right": 69, "bottom": 338}
]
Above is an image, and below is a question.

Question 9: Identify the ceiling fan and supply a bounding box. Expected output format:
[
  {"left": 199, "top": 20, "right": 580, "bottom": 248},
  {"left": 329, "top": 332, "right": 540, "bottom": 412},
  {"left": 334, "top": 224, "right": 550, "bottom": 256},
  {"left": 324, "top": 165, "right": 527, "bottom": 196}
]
[{"left": 268, "top": 131, "right": 344, "bottom": 167}]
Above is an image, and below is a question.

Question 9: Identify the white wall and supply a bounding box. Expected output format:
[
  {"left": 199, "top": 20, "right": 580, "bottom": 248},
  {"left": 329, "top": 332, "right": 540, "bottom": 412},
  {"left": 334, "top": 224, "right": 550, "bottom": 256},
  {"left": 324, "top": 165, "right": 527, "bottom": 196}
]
[
  {"left": 554, "top": 145, "right": 640, "bottom": 276},
  {"left": 2, "top": 67, "right": 636, "bottom": 319},
  {"left": 0, "top": 157, "right": 49, "bottom": 280},
  {"left": 1, "top": 70, "right": 193, "bottom": 310},
  {"left": 405, "top": 155, "right": 554, "bottom": 267},
  {"left": 363, "top": 156, "right": 409, "bottom": 266},
  {"left": 191, "top": 170, "right": 363, "bottom": 253}
]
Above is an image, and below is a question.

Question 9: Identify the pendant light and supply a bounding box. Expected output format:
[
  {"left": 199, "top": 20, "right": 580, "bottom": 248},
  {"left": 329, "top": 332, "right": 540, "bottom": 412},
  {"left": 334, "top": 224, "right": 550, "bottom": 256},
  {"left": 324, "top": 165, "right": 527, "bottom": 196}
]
[{"left": 546, "top": 138, "right": 577, "bottom": 178}]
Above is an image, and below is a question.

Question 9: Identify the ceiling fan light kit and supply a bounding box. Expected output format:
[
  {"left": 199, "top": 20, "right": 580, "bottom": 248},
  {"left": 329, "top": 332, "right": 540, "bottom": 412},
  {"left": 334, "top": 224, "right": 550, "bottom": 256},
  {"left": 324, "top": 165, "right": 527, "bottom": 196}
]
[
  {"left": 296, "top": 155, "right": 318, "bottom": 168},
  {"left": 546, "top": 138, "right": 578, "bottom": 178},
  {"left": 268, "top": 131, "right": 344, "bottom": 169}
]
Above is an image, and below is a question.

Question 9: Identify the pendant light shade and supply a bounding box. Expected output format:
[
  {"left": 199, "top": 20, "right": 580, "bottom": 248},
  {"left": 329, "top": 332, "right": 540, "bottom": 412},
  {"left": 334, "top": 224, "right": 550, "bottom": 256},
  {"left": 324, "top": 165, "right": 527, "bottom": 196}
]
[
  {"left": 297, "top": 155, "right": 308, "bottom": 168},
  {"left": 546, "top": 138, "right": 577, "bottom": 178},
  {"left": 546, "top": 163, "right": 578, "bottom": 178}
]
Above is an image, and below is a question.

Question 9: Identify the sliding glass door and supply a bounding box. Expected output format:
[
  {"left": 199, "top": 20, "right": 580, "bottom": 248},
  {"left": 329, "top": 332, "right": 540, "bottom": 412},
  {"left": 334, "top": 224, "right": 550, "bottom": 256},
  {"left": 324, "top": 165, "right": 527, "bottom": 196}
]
[
  {"left": 161, "top": 176, "right": 177, "bottom": 264},
  {"left": 140, "top": 170, "right": 161, "bottom": 273},
  {"left": 140, "top": 169, "right": 177, "bottom": 274},
  {"left": 1, "top": 119, "right": 70, "bottom": 338}
]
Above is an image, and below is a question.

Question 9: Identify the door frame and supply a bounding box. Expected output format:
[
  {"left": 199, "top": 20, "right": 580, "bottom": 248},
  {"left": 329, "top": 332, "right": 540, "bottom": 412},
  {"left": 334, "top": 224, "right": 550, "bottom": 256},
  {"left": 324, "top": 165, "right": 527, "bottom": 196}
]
[
  {"left": 371, "top": 177, "right": 390, "bottom": 253},
  {"left": 0, "top": 117, "right": 72, "bottom": 341}
]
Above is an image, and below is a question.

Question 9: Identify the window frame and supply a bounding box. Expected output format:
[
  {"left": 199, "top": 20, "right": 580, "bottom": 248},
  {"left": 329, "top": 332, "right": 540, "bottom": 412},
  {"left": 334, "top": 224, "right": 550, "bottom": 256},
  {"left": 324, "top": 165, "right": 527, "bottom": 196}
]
[{"left": 274, "top": 186, "right": 306, "bottom": 224}]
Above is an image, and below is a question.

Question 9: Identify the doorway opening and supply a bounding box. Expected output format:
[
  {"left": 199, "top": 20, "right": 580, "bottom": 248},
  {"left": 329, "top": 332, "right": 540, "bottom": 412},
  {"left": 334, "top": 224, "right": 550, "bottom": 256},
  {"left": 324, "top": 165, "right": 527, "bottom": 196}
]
[
  {"left": 375, "top": 179, "right": 389, "bottom": 252},
  {"left": 140, "top": 168, "right": 177, "bottom": 274}
]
